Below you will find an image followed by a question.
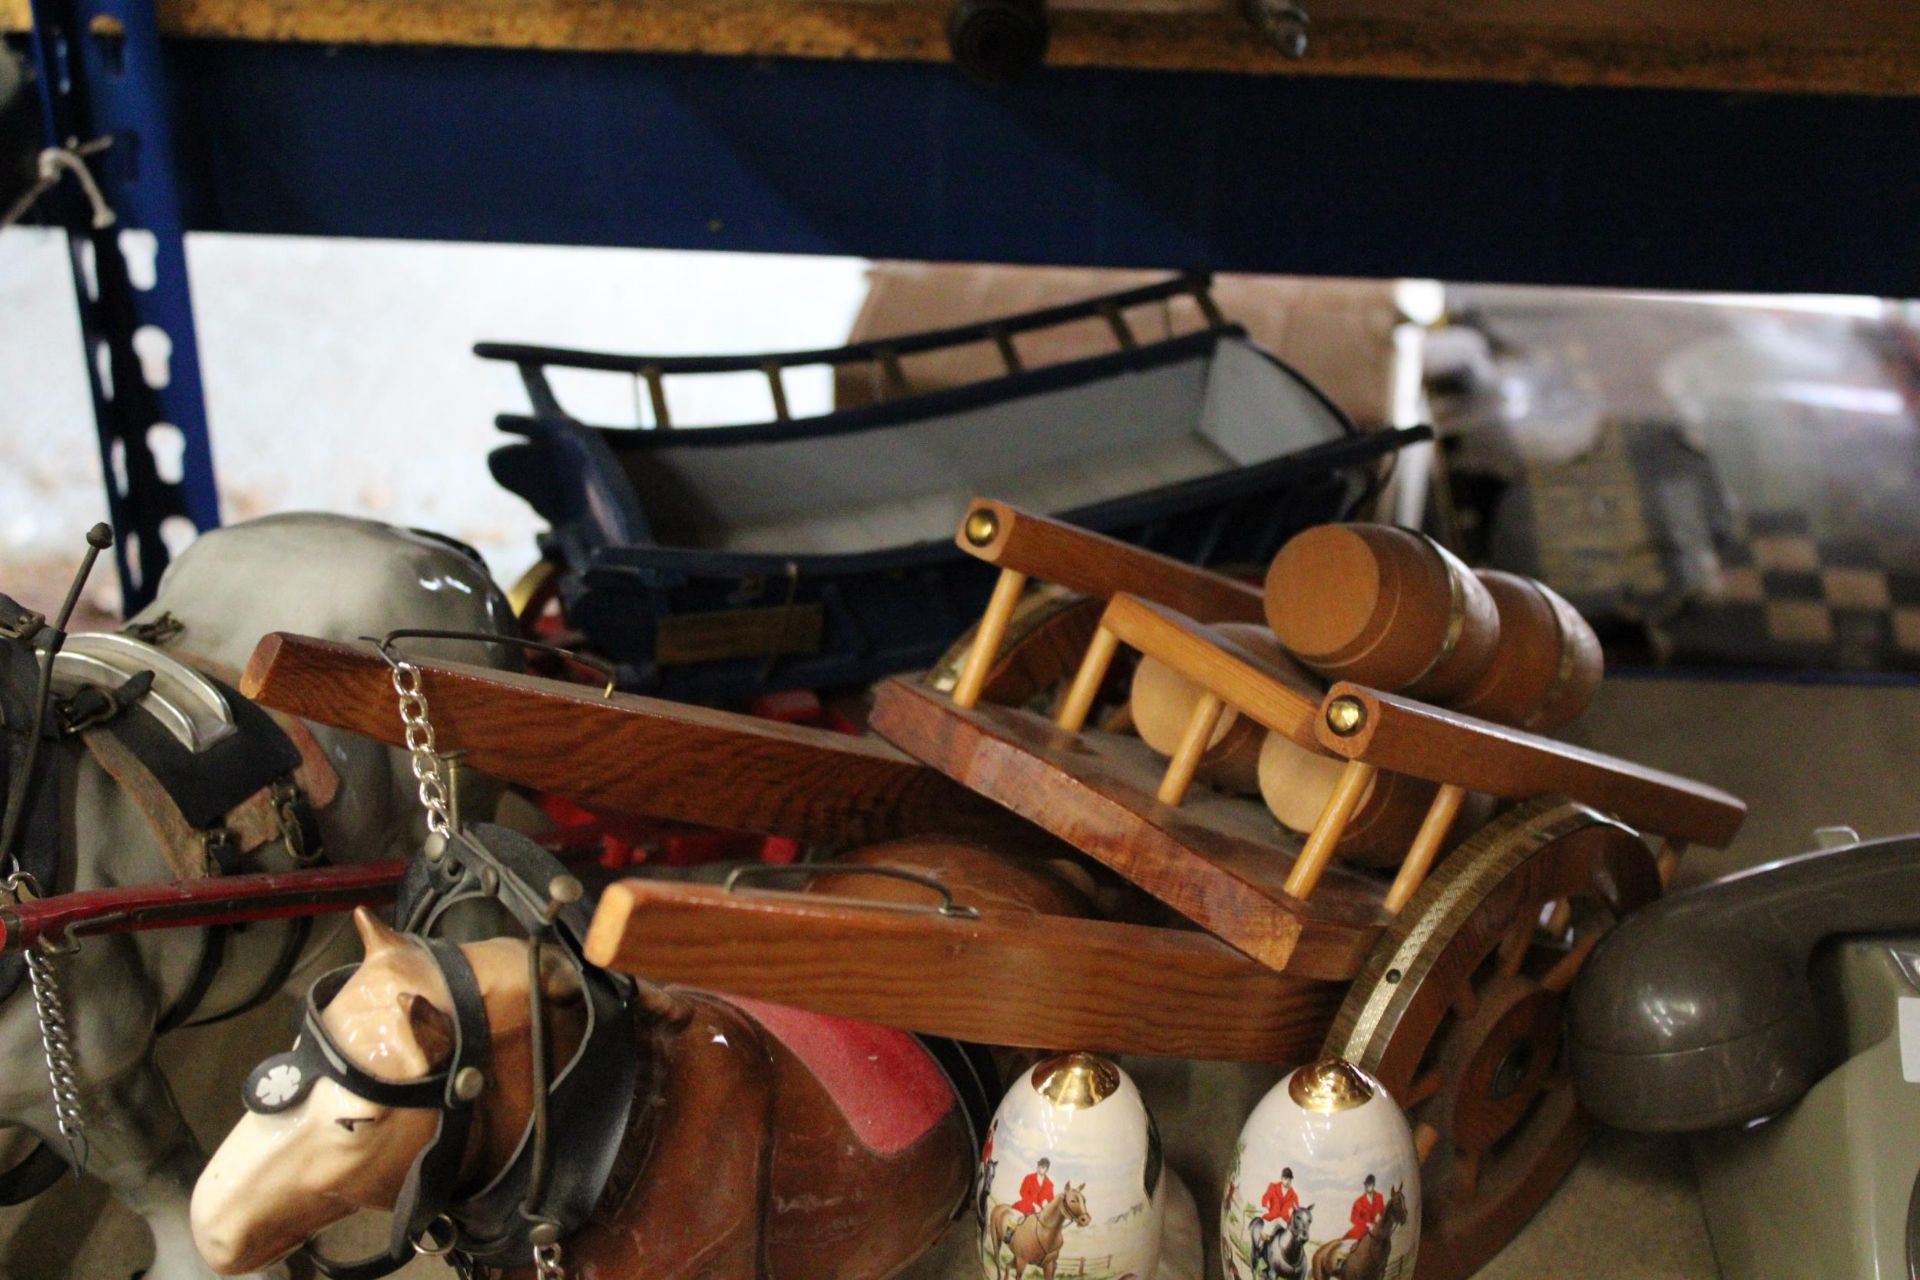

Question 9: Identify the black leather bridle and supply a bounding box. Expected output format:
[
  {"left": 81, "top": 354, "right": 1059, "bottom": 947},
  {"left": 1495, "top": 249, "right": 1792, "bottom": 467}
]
[{"left": 243, "top": 823, "right": 639, "bottom": 1280}]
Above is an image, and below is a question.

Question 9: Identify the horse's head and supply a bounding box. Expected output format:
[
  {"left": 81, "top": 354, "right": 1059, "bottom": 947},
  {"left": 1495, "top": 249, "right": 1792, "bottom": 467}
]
[
  {"left": 1381, "top": 1184, "right": 1407, "bottom": 1233},
  {"left": 1061, "top": 1181, "right": 1091, "bottom": 1228},
  {"left": 189, "top": 910, "right": 584, "bottom": 1275},
  {"left": 1290, "top": 1203, "right": 1313, "bottom": 1237}
]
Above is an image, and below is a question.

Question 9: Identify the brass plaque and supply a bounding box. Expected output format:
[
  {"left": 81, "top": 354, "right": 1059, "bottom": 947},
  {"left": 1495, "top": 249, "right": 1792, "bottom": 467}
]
[{"left": 655, "top": 604, "right": 826, "bottom": 666}]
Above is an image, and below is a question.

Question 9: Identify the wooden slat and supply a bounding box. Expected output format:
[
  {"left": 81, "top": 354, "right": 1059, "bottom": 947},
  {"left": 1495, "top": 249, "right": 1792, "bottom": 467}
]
[
  {"left": 1315, "top": 682, "right": 1747, "bottom": 848},
  {"left": 9, "top": 0, "right": 1920, "bottom": 97},
  {"left": 958, "top": 499, "right": 1266, "bottom": 625},
  {"left": 871, "top": 677, "right": 1387, "bottom": 979},
  {"left": 1101, "top": 593, "right": 1322, "bottom": 746},
  {"left": 241, "top": 632, "right": 1027, "bottom": 846},
  {"left": 585, "top": 878, "right": 1347, "bottom": 1062}
]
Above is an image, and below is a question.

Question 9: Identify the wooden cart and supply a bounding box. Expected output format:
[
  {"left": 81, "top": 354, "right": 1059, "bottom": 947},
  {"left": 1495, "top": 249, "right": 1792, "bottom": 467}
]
[{"left": 242, "top": 506, "right": 1744, "bottom": 1280}]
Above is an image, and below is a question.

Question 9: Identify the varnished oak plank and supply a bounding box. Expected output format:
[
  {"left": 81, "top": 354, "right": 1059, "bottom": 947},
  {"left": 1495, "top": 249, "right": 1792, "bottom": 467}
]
[
  {"left": 586, "top": 878, "right": 1347, "bottom": 1062},
  {"left": 1316, "top": 682, "right": 1747, "bottom": 848},
  {"left": 242, "top": 632, "right": 1027, "bottom": 846},
  {"left": 8, "top": 0, "right": 1920, "bottom": 96},
  {"left": 871, "top": 677, "right": 1387, "bottom": 979}
]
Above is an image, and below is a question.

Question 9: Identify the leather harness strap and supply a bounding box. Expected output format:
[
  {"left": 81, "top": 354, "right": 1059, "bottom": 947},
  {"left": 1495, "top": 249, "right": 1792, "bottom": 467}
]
[
  {"left": 0, "top": 619, "right": 344, "bottom": 1201},
  {"left": 61, "top": 653, "right": 339, "bottom": 1033},
  {"left": 252, "top": 825, "right": 641, "bottom": 1278}
]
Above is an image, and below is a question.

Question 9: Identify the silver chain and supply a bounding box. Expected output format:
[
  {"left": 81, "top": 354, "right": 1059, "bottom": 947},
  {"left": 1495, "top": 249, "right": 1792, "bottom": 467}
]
[
  {"left": 533, "top": 1242, "right": 567, "bottom": 1280},
  {"left": 9, "top": 875, "right": 87, "bottom": 1171},
  {"left": 386, "top": 654, "right": 570, "bottom": 1279},
  {"left": 389, "top": 658, "right": 453, "bottom": 838}
]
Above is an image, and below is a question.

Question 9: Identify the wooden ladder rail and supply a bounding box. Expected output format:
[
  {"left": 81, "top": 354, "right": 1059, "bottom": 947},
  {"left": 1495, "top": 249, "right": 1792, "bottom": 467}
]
[
  {"left": 1064, "top": 593, "right": 1748, "bottom": 912},
  {"left": 948, "top": 497, "right": 1265, "bottom": 709},
  {"left": 941, "top": 498, "right": 1745, "bottom": 916}
]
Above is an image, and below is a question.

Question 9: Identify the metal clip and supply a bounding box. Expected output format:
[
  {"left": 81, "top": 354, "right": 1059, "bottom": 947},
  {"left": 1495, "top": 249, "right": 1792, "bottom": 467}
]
[
  {"left": 270, "top": 778, "right": 324, "bottom": 866},
  {"left": 202, "top": 826, "right": 237, "bottom": 876},
  {"left": 0, "top": 608, "right": 45, "bottom": 642},
  {"left": 1244, "top": 0, "right": 1310, "bottom": 58},
  {"left": 723, "top": 863, "right": 981, "bottom": 919}
]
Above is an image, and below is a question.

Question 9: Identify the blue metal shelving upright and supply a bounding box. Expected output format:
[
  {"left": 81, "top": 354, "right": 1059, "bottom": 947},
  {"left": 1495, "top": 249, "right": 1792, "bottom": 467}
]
[{"left": 27, "top": 0, "right": 216, "bottom": 611}]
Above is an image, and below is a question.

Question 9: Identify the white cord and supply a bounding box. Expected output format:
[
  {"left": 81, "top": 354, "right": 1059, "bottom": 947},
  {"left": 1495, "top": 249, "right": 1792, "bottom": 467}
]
[{"left": 1, "top": 139, "right": 116, "bottom": 235}]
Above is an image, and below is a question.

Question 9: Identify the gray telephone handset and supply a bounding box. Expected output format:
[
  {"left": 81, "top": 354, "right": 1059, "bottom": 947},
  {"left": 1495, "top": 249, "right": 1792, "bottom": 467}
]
[{"left": 1570, "top": 831, "right": 1920, "bottom": 1132}]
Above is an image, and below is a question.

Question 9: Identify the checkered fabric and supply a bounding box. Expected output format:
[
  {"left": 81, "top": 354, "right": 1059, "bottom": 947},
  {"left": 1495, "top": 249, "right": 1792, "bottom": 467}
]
[{"left": 1672, "top": 510, "right": 1920, "bottom": 671}]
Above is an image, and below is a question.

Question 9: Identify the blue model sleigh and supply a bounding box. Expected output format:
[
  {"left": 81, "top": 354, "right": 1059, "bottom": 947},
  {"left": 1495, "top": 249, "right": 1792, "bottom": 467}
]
[{"left": 481, "top": 273, "right": 1425, "bottom": 702}]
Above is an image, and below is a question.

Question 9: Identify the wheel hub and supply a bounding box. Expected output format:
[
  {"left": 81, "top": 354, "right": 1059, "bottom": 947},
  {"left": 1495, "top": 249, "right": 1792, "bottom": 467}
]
[{"left": 1442, "top": 976, "right": 1562, "bottom": 1154}]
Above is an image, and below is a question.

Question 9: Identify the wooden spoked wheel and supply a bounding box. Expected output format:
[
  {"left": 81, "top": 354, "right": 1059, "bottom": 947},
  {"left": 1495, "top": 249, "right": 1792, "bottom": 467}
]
[
  {"left": 924, "top": 586, "right": 1104, "bottom": 710},
  {"left": 1322, "top": 798, "right": 1663, "bottom": 1280}
]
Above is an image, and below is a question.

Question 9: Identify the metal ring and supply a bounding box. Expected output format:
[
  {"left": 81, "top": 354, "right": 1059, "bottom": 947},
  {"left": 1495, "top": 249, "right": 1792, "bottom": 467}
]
[{"left": 413, "top": 1215, "right": 459, "bottom": 1257}]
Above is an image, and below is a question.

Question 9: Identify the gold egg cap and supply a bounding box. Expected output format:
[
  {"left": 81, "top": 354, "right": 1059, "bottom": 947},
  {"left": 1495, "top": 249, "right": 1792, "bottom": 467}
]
[
  {"left": 1031, "top": 1052, "right": 1121, "bottom": 1109},
  {"left": 1288, "top": 1057, "right": 1376, "bottom": 1114}
]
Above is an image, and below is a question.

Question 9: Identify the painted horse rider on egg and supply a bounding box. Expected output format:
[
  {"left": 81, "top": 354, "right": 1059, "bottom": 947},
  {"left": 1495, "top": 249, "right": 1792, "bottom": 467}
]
[
  {"left": 1345, "top": 1174, "right": 1384, "bottom": 1241},
  {"left": 1015, "top": 1157, "right": 1055, "bottom": 1215}
]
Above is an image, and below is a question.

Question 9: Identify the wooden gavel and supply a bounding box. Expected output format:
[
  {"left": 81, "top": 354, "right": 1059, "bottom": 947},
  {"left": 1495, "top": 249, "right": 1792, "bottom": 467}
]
[{"left": 1130, "top": 523, "right": 1602, "bottom": 865}]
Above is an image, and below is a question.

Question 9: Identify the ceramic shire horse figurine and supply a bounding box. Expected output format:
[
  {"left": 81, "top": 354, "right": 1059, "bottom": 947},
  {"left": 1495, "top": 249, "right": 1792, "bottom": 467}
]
[
  {"left": 0, "top": 514, "right": 515, "bottom": 1280},
  {"left": 193, "top": 907, "right": 978, "bottom": 1278},
  {"left": 1310, "top": 1185, "right": 1405, "bottom": 1280}
]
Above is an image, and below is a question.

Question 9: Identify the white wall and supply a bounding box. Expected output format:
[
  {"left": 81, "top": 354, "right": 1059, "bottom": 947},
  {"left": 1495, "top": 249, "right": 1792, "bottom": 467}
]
[{"left": 0, "top": 229, "right": 870, "bottom": 600}]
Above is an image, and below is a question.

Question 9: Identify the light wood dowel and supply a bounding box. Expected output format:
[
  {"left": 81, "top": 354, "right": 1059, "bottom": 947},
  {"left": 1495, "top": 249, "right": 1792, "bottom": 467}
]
[
  {"left": 764, "top": 364, "right": 791, "bottom": 421},
  {"left": 1054, "top": 625, "right": 1120, "bottom": 732},
  {"left": 951, "top": 569, "right": 1028, "bottom": 709},
  {"left": 643, "top": 366, "right": 671, "bottom": 428},
  {"left": 1284, "top": 760, "right": 1377, "bottom": 901},
  {"left": 1540, "top": 931, "right": 1603, "bottom": 993},
  {"left": 1156, "top": 691, "right": 1224, "bottom": 806},
  {"left": 1657, "top": 839, "right": 1687, "bottom": 886},
  {"left": 1384, "top": 783, "right": 1467, "bottom": 914}
]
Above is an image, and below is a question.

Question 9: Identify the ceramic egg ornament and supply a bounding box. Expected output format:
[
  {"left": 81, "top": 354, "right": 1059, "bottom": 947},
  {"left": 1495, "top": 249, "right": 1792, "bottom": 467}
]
[
  {"left": 978, "top": 1052, "right": 1164, "bottom": 1280},
  {"left": 1221, "top": 1058, "right": 1419, "bottom": 1280}
]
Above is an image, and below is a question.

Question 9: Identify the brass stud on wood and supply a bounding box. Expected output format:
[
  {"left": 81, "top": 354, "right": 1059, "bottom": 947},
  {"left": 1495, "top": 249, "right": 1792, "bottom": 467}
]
[
  {"left": 963, "top": 507, "right": 1000, "bottom": 548},
  {"left": 1325, "top": 694, "right": 1368, "bottom": 737}
]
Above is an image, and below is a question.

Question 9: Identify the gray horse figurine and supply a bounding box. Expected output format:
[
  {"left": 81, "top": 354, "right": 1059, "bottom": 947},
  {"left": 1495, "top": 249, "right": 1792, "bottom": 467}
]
[
  {"left": 0, "top": 513, "right": 514, "bottom": 1280},
  {"left": 1251, "top": 1202, "right": 1313, "bottom": 1280}
]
